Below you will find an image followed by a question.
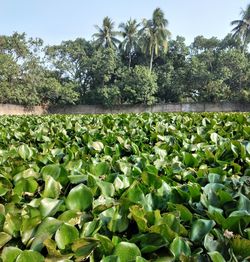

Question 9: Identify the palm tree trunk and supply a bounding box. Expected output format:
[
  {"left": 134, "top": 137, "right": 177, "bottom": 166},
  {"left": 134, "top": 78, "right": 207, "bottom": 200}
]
[
  {"left": 149, "top": 48, "right": 154, "bottom": 72},
  {"left": 128, "top": 53, "right": 132, "bottom": 69}
]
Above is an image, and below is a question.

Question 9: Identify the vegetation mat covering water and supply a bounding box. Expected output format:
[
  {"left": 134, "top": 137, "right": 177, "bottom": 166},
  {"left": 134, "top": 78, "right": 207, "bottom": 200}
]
[{"left": 0, "top": 113, "right": 250, "bottom": 261}]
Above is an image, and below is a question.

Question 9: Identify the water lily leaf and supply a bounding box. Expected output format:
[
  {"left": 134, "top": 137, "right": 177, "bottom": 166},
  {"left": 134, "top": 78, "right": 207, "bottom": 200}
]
[
  {"left": 95, "top": 233, "right": 114, "bottom": 255},
  {"left": 55, "top": 223, "right": 79, "bottom": 250},
  {"left": 190, "top": 219, "right": 215, "bottom": 242},
  {"left": 1, "top": 246, "right": 22, "bottom": 262},
  {"left": 40, "top": 198, "right": 63, "bottom": 218},
  {"left": 101, "top": 255, "right": 120, "bottom": 262},
  {"left": 41, "top": 164, "right": 69, "bottom": 186},
  {"left": 91, "top": 162, "right": 110, "bottom": 176},
  {"left": 204, "top": 233, "right": 221, "bottom": 252},
  {"left": 90, "top": 141, "right": 104, "bottom": 152},
  {"left": 183, "top": 152, "right": 198, "bottom": 167},
  {"left": 31, "top": 217, "right": 62, "bottom": 251},
  {"left": 43, "top": 176, "right": 62, "bottom": 199},
  {"left": 208, "top": 251, "right": 226, "bottom": 262},
  {"left": 72, "top": 237, "right": 99, "bottom": 260},
  {"left": 81, "top": 219, "right": 102, "bottom": 237},
  {"left": 18, "top": 144, "right": 33, "bottom": 160},
  {"left": 96, "top": 180, "right": 115, "bottom": 198},
  {"left": 129, "top": 205, "right": 148, "bottom": 232},
  {"left": 238, "top": 194, "right": 250, "bottom": 213},
  {"left": 170, "top": 236, "right": 191, "bottom": 259},
  {"left": 0, "top": 232, "right": 12, "bottom": 248},
  {"left": 16, "top": 250, "right": 44, "bottom": 262},
  {"left": 14, "top": 178, "right": 38, "bottom": 196},
  {"left": 108, "top": 206, "right": 129, "bottom": 233},
  {"left": 113, "top": 242, "right": 141, "bottom": 262},
  {"left": 232, "top": 236, "right": 250, "bottom": 259},
  {"left": 66, "top": 184, "right": 93, "bottom": 211},
  {"left": 141, "top": 172, "right": 162, "bottom": 189},
  {"left": 21, "top": 215, "right": 41, "bottom": 245},
  {"left": 3, "top": 213, "right": 21, "bottom": 237}
]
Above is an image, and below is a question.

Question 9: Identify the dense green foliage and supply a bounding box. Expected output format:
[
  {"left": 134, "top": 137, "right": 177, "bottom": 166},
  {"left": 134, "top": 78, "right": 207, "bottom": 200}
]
[
  {"left": 0, "top": 113, "right": 250, "bottom": 261},
  {"left": 0, "top": 6, "right": 250, "bottom": 106}
]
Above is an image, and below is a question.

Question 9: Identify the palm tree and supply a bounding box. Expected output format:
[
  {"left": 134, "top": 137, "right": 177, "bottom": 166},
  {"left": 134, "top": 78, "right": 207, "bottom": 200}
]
[
  {"left": 93, "top": 16, "right": 120, "bottom": 49},
  {"left": 231, "top": 4, "right": 250, "bottom": 52},
  {"left": 140, "top": 8, "right": 171, "bottom": 71},
  {"left": 119, "top": 19, "right": 141, "bottom": 69}
]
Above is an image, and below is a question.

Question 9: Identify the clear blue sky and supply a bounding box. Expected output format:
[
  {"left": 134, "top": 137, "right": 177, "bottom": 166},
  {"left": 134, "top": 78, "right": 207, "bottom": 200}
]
[{"left": 1, "top": 0, "right": 249, "bottom": 45}]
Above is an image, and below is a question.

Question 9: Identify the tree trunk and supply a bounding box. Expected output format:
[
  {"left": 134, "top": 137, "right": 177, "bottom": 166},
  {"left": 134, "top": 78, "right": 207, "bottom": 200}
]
[
  {"left": 149, "top": 48, "right": 154, "bottom": 72},
  {"left": 128, "top": 53, "right": 132, "bottom": 70}
]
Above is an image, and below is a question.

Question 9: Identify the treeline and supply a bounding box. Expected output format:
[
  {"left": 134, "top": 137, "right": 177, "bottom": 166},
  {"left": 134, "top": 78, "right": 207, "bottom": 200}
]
[{"left": 0, "top": 7, "right": 250, "bottom": 106}]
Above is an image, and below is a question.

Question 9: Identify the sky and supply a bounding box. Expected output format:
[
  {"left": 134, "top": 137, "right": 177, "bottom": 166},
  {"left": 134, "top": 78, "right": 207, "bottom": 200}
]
[{"left": 1, "top": 0, "right": 249, "bottom": 46}]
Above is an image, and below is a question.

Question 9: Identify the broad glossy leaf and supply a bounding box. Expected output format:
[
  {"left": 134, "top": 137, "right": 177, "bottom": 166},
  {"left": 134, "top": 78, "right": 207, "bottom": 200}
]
[
  {"left": 170, "top": 236, "right": 191, "bottom": 259},
  {"left": 129, "top": 205, "right": 148, "bottom": 232},
  {"left": 95, "top": 233, "right": 114, "bottom": 255},
  {"left": 55, "top": 223, "right": 79, "bottom": 250},
  {"left": 18, "top": 144, "right": 33, "bottom": 160},
  {"left": 90, "top": 141, "right": 104, "bottom": 152},
  {"left": 40, "top": 198, "right": 63, "bottom": 218},
  {"left": 113, "top": 242, "right": 141, "bottom": 262},
  {"left": 14, "top": 178, "right": 38, "bottom": 196},
  {"left": 16, "top": 250, "right": 44, "bottom": 262},
  {"left": 43, "top": 176, "right": 62, "bottom": 199},
  {"left": 0, "top": 232, "right": 12, "bottom": 248},
  {"left": 232, "top": 236, "right": 250, "bottom": 259},
  {"left": 208, "top": 251, "right": 226, "bottom": 262},
  {"left": 91, "top": 162, "right": 110, "bottom": 176},
  {"left": 190, "top": 219, "right": 215, "bottom": 242},
  {"left": 1, "top": 246, "right": 22, "bottom": 262},
  {"left": 31, "top": 217, "right": 62, "bottom": 251},
  {"left": 100, "top": 255, "right": 120, "bottom": 262},
  {"left": 72, "top": 237, "right": 99, "bottom": 260},
  {"left": 66, "top": 184, "right": 93, "bottom": 211}
]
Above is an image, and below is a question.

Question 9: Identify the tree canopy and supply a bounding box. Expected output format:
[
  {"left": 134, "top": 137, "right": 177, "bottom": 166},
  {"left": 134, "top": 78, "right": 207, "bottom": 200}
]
[{"left": 0, "top": 6, "right": 249, "bottom": 106}]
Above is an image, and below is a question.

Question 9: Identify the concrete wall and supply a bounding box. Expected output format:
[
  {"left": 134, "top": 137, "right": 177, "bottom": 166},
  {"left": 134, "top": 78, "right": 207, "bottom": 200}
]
[{"left": 0, "top": 103, "right": 249, "bottom": 115}]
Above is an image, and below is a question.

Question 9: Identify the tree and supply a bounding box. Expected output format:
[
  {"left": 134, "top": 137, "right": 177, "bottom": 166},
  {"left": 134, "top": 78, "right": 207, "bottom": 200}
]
[
  {"left": 122, "top": 65, "right": 158, "bottom": 104},
  {"left": 45, "top": 38, "right": 92, "bottom": 103},
  {"left": 93, "top": 17, "right": 120, "bottom": 49},
  {"left": 119, "top": 19, "right": 141, "bottom": 68},
  {"left": 140, "top": 8, "right": 171, "bottom": 71},
  {"left": 231, "top": 3, "right": 250, "bottom": 51}
]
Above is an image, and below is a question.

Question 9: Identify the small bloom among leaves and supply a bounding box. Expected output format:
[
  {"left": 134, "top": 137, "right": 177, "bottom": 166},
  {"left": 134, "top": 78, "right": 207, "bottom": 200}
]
[{"left": 224, "top": 229, "right": 234, "bottom": 239}]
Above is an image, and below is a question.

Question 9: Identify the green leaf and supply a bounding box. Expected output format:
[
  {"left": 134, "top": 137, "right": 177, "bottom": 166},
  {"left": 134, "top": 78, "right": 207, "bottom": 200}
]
[
  {"left": 204, "top": 233, "right": 221, "bottom": 252},
  {"left": 95, "top": 234, "right": 115, "bottom": 255},
  {"left": 90, "top": 141, "right": 104, "bottom": 152},
  {"left": 14, "top": 178, "right": 38, "bottom": 196},
  {"left": 18, "top": 144, "right": 33, "bottom": 160},
  {"left": 170, "top": 236, "right": 191, "bottom": 259},
  {"left": 129, "top": 205, "right": 148, "bottom": 232},
  {"left": 100, "top": 255, "right": 120, "bottom": 262},
  {"left": 91, "top": 162, "right": 110, "bottom": 176},
  {"left": 0, "top": 232, "right": 12, "bottom": 248},
  {"left": 55, "top": 223, "right": 79, "bottom": 250},
  {"left": 72, "top": 237, "right": 99, "bottom": 260},
  {"left": 113, "top": 242, "right": 141, "bottom": 262},
  {"left": 43, "top": 175, "right": 62, "bottom": 199},
  {"left": 141, "top": 172, "right": 162, "bottom": 189},
  {"left": 1, "top": 246, "right": 22, "bottom": 262},
  {"left": 41, "top": 164, "right": 69, "bottom": 186},
  {"left": 190, "top": 219, "right": 215, "bottom": 242},
  {"left": 232, "top": 236, "right": 250, "bottom": 259},
  {"left": 16, "top": 250, "right": 44, "bottom": 262},
  {"left": 183, "top": 152, "right": 198, "bottom": 167},
  {"left": 208, "top": 251, "right": 226, "bottom": 262},
  {"left": 66, "top": 184, "right": 93, "bottom": 211},
  {"left": 39, "top": 198, "right": 63, "bottom": 218},
  {"left": 31, "top": 217, "right": 62, "bottom": 251}
]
